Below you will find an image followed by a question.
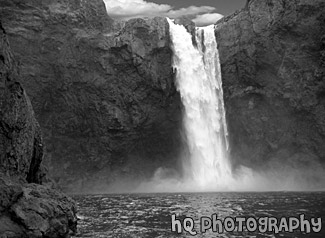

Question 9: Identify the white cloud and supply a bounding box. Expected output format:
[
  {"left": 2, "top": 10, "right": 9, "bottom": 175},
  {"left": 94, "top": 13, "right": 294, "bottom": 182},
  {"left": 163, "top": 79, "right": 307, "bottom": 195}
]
[
  {"left": 103, "top": 0, "right": 172, "bottom": 19},
  {"left": 192, "top": 13, "right": 224, "bottom": 27},
  {"left": 103, "top": 0, "right": 218, "bottom": 23},
  {"left": 167, "top": 6, "right": 215, "bottom": 19}
]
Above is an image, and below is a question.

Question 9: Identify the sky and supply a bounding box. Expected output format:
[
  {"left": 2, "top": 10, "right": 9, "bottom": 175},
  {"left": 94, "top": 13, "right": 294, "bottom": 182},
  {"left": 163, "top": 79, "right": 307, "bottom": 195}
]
[{"left": 103, "top": 0, "right": 246, "bottom": 26}]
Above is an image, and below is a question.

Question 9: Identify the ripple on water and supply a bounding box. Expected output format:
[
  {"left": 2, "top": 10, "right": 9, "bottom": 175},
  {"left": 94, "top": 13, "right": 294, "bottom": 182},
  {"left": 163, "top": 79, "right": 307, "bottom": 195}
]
[{"left": 73, "top": 192, "right": 325, "bottom": 238}]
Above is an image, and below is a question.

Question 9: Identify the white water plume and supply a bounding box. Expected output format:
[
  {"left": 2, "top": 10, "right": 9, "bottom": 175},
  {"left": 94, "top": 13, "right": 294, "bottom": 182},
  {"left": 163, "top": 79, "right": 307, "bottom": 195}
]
[{"left": 166, "top": 18, "right": 233, "bottom": 190}]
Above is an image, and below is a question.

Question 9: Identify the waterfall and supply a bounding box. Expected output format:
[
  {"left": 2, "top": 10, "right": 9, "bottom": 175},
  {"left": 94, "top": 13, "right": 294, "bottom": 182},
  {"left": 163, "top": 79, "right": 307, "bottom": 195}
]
[
  {"left": 136, "top": 18, "right": 325, "bottom": 192},
  {"left": 167, "top": 18, "right": 232, "bottom": 190}
]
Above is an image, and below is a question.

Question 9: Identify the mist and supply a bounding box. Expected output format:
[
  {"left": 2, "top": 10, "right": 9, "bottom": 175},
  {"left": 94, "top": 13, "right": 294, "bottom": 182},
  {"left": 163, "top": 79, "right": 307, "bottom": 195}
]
[{"left": 130, "top": 156, "right": 325, "bottom": 193}]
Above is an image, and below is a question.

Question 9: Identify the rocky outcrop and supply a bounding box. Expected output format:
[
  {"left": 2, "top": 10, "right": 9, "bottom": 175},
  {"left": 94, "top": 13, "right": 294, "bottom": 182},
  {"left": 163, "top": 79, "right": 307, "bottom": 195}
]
[
  {"left": 0, "top": 177, "right": 77, "bottom": 238},
  {"left": 1, "top": 0, "right": 183, "bottom": 192},
  {"left": 0, "top": 21, "right": 77, "bottom": 237},
  {"left": 216, "top": 0, "right": 325, "bottom": 170}
]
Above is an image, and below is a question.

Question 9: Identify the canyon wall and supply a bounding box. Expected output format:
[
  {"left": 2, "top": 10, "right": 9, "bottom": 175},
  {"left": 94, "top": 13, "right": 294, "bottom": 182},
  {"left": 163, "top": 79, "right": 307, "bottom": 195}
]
[
  {"left": 2, "top": 0, "right": 325, "bottom": 192},
  {"left": 1, "top": 0, "right": 183, "bottom": 192},
  {"left": 216, "top": 0, "right": 325, "bottom": 172},
  {"left": 0, "top": 21, "right": 77, "bottom": 237}
]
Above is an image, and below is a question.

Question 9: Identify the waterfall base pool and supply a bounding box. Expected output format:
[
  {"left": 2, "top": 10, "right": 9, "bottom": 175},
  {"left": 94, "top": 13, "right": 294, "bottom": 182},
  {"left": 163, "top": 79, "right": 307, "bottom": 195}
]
[{"left": 73, "top": 192, "right": 325, "bottom": 238}]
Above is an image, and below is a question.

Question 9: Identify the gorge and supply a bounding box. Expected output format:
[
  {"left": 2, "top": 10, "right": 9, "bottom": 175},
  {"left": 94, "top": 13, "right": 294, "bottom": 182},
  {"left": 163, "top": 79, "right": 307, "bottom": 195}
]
[{"left": 1, "top": 0, "right": 325, "bottom": 193}]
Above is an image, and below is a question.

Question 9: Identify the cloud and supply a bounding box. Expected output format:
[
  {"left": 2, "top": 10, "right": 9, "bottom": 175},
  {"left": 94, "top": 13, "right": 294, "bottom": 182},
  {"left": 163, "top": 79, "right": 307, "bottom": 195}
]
[
  {"left": 103, "top": 0, "right": 218, "bottom": 22},
  {"left": 167, "top": 6, "right": 215, "bottom": 19},
  {"left": 192, "top": 13, "right": 224, "bottom": 26},
  {"left": 103, "top": 0, "right": 172, "bottom": 19}
]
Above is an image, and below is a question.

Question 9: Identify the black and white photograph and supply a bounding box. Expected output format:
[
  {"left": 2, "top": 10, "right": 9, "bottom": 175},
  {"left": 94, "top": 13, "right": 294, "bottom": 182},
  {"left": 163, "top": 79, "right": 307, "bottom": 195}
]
[{"left": 0, "top": 0, "right": 324, "bottom": 237}]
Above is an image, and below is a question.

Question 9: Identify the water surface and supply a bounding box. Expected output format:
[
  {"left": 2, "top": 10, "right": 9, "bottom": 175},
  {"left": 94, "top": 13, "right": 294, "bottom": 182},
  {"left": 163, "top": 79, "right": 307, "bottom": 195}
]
[{"left": 73, "top": 192, "right": 325, "bottom": 238}]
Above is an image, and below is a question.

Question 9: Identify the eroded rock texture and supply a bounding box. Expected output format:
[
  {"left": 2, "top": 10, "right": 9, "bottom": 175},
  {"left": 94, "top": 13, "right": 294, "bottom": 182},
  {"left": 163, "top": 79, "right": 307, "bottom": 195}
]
[
  {"left": 216, "top": 0, "right": 325, "bottom": 170},
  {"left": 1, "top": 0, "right": 182, "bottom": 192},
  {"left": 0, "top": 21, "right": 77, "bottom": 237}
]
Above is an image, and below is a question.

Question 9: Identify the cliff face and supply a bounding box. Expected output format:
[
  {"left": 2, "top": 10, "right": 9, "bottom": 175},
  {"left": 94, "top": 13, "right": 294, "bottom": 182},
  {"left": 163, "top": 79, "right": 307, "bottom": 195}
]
[
  {"left": 0, "top": 21, "right": 77, "bottom": 238},
  {"left": 1, "top": 0, "right": 183, "bottom": 192},
  {"left": 3, "top": 0, "right": 324, "bottom": 192},
  {"left": 216, "top": 0, "right": 325, "bottom": 170}
]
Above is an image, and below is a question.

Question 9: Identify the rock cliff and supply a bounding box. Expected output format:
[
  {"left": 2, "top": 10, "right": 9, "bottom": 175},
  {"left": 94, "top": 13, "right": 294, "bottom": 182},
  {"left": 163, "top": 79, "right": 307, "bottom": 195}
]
[
  {"left": 0, "top": 21, "right": 77, "bottom": 237},
  {"left": 216, "top": 0, "right": 325, "bottom": 171},
  {"left": 2, "top": 0, "right": 325, "bottom": 192},
  {"left": 1, "top": 0, "right": 183, "bottom": 192}
]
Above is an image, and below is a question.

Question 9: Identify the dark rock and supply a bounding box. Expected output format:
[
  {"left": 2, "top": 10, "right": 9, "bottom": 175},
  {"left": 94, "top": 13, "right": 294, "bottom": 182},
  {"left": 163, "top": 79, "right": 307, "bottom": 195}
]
[
  {"left": 0, "top": 177, "right": 77, "bottom": 238},
  {"left": 1, "top": 0, "right": 183, "bottom": 192},
  {"left": 0, "top": 20, "right": 42, "bottom": 182},
  {"left": 0, "top": 0, "right": 113, "bottom": 32},
  {"left": 0, "top": 20, "right": 77, "bottom": 237},
  {"left": 216, "top": 0, "right": 325, "bottom": 169}
]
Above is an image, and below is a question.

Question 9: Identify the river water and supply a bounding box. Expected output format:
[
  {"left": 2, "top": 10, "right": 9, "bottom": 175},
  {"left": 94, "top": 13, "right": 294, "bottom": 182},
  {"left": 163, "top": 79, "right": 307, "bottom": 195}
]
[{"left": 73, "top": 192, "right": 325, "bottom": 238}]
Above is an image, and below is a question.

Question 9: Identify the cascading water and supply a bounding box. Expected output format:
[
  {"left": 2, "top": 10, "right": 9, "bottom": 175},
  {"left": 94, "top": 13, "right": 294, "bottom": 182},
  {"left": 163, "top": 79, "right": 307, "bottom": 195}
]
[
  {"left": 137, "top": 19, "right": 325, "bottom": 193},
  {"left": 167, "top": 18, "right": 232, "bottom": 190}
]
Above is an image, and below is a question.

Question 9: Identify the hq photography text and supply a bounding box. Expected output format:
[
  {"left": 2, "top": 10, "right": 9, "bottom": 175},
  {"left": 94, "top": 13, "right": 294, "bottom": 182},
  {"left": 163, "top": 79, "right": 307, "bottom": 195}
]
[{"left": 171, "top": 214, "right": 322, "bottom": 235}]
